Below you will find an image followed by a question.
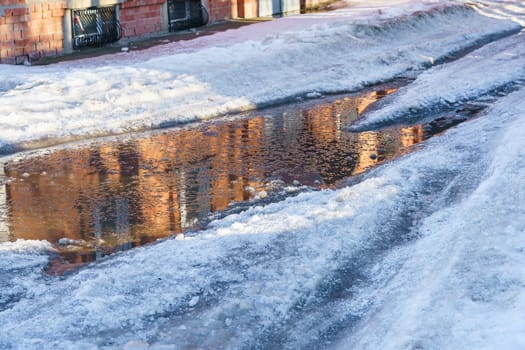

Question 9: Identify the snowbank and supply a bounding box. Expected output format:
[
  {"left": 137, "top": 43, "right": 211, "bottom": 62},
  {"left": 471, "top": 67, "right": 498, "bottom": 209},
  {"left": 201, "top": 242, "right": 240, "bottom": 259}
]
[
  {"left": 350, "top": 32, "right": 525, "bottom": 130},
  {"left": 467, "top": 0, "right": 525, "bottom": 26},
  {"left": 0, "top": 2, "right": 520, "bottom": 153}
]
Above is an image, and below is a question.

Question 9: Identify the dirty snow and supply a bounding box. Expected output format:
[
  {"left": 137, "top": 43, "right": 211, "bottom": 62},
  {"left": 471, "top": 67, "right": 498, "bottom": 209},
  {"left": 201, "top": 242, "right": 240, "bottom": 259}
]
[{"left": 1, "top": 0, "right": 525, "bottom": 349}]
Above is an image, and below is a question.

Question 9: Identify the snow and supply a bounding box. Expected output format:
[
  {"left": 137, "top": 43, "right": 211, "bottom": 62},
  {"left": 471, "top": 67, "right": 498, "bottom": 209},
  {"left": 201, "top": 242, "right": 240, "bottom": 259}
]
[
  {"left": 336, "top": 88, "right": 525, "bottom": 350},
  {"left": 0, "top": 1, "right": 520, "bottom": 152},
  {"left": 468, "top": 0, "right": 525, "bottom": 26},
  {"left": 1, "top": 0, "right": 525, "bottom": 348},
  {"left": 350, "top": 31, "right": 525, "bottom": 130}
]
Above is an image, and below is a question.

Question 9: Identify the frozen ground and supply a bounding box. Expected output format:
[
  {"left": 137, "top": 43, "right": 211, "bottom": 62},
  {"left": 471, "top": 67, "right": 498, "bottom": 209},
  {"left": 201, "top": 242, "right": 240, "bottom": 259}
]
[{"left": 1, "top": 0, "right": 525, "bottom": 349}]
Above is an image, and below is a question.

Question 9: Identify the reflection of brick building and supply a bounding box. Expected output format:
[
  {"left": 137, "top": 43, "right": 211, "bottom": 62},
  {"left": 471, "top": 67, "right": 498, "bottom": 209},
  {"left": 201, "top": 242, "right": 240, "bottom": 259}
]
[
  {"left": 0, "top": 0, "right": 325, "bottom": 64},
  {"left": 5, "top": 149, "right": 99, "bottom": 242},
  {"left": 5, "top": 115, "right": 267, "bottom": 247},
  {"left": 2, "top": 94, "right": 425, "bottom": 271},
  {"left": 400, "top": 125, "right": 424, "bottom": 147},
  {"left": 136, "top": 116, "right": 267, "bottom": 233}
]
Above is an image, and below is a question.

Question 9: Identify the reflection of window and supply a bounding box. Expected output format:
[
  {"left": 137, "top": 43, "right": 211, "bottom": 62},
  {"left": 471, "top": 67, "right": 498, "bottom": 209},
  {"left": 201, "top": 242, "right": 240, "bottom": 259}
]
[
  {"left": 0, "top": 181, "right": 9, "bottom": 242},
  {"left": 115, "top": 197, "right": 130, "bottom": 235},
  {"left": 91, "top": 197, "right": 131, "bottom": 237},
  {"left": 0, "top": 164, "right": 8, "bottom": 242},
  {"left": 72, "top": 7, "right": 121, "bottom": 49},
  {"left": 178, "top": 161, "right": 212, "bottom": 229}
]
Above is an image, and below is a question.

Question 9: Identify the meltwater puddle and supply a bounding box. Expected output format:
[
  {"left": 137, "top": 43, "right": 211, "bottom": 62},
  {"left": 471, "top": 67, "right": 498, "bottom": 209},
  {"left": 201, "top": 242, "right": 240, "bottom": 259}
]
[{"left": 0, "top": 87, "right": 474, "bottom": 274}]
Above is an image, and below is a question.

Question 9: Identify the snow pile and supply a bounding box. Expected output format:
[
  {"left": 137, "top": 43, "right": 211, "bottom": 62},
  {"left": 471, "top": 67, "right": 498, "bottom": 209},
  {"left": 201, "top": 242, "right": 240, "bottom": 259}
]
[
  {"left": 351, "top": 32, "right": 525, "bottom": 130},
  {"left": 0, "top": 240, "right": 53, "bottom": 319},
  {"left": 337, "top": 88, "right": 525, "bottom": 350},
  {"left": 468, "top": 0, "right": 525, "bottom": 26},
  {"left": 0, "top": 239, "right": 54, "bottom": 254},
  {"left": 0, "top": 174, "right": 412, "bottom": 348},
  {"left": 0, "top": 3, "right": 520, "bottom": 152}
]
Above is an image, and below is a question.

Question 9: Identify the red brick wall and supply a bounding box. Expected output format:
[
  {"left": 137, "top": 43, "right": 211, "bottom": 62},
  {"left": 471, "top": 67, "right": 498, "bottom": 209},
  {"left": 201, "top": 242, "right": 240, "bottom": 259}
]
[
  {"left": 0, "top": 0, "right": 65, "bottom": 64},
  {"left": 120, "top": 0, "right": 165, "bottom": 37},
  {"left": 208, "top": 0, "right": 232, "bottom": 21}
]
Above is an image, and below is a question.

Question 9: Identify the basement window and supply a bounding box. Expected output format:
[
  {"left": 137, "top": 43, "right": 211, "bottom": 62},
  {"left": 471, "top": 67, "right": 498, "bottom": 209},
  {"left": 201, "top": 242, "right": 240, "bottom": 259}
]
[
  {"left": 168, "top": 0, "right": 208, "bottom": 31},
  {"left": 72, "top": 6, "right": 121, "bottom": 49}
]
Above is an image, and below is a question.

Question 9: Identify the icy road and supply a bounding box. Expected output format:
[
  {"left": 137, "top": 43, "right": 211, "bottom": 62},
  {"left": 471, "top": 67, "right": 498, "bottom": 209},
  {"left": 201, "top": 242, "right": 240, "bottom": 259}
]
[{"left": 1, "top": 0, "right": 525, "bottom": 349}]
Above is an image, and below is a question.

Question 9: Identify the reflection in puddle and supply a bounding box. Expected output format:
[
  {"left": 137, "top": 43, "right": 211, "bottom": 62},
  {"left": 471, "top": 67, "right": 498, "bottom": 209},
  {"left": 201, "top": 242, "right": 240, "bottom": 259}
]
[
  {"left": 0, "top": 89, "right": 428, "bottom": 274},
  {"left": 0, "top": 166, "right": 8, "bottom": 243}
]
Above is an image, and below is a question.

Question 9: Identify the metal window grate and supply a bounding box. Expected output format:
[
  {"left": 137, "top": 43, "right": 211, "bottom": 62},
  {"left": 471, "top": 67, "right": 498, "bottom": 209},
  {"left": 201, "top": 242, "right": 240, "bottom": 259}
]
[{"left": 72, "top": 6, "right": 121, "bottom": 49}]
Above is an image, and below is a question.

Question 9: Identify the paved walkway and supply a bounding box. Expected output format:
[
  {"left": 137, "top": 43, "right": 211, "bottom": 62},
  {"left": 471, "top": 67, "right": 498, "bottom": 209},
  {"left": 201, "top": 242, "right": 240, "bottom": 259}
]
[{"left": 35, "top": 0, "right": 344, "bottom": 65}]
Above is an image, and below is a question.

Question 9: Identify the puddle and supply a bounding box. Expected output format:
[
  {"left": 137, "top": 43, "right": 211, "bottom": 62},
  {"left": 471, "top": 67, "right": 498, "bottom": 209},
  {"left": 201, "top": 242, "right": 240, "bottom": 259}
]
[{"left": 0, "top": 88, "right": 436, "bottom": 274}]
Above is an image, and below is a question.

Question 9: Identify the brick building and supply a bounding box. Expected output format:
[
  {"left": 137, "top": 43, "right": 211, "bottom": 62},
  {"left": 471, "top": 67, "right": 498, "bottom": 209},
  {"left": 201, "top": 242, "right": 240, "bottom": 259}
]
[{"left": 0, "top": 0, "right": 325, "bottom": 64}]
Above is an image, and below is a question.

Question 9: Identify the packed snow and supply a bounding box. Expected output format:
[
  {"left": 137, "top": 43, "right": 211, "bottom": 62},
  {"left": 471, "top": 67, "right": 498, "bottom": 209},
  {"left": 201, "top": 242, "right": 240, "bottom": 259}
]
[{"left": 1, "top": 0, "right": 525, "bottom": 349}]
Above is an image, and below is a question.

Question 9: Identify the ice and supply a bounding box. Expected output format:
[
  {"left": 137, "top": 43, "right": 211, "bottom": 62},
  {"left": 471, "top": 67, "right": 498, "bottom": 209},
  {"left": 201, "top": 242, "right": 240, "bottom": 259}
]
[
  {"left": 57, "top": 238, "right": 87, "bottom": 246},
  {"left": 0, "top": 240, "right": 53, "bottom": 318},
  {"left": 188, "top": 296, "right": 200, "bottom": 307},
  {"left": 0, "top": 239, "right": 55, "bottom": 254}
]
